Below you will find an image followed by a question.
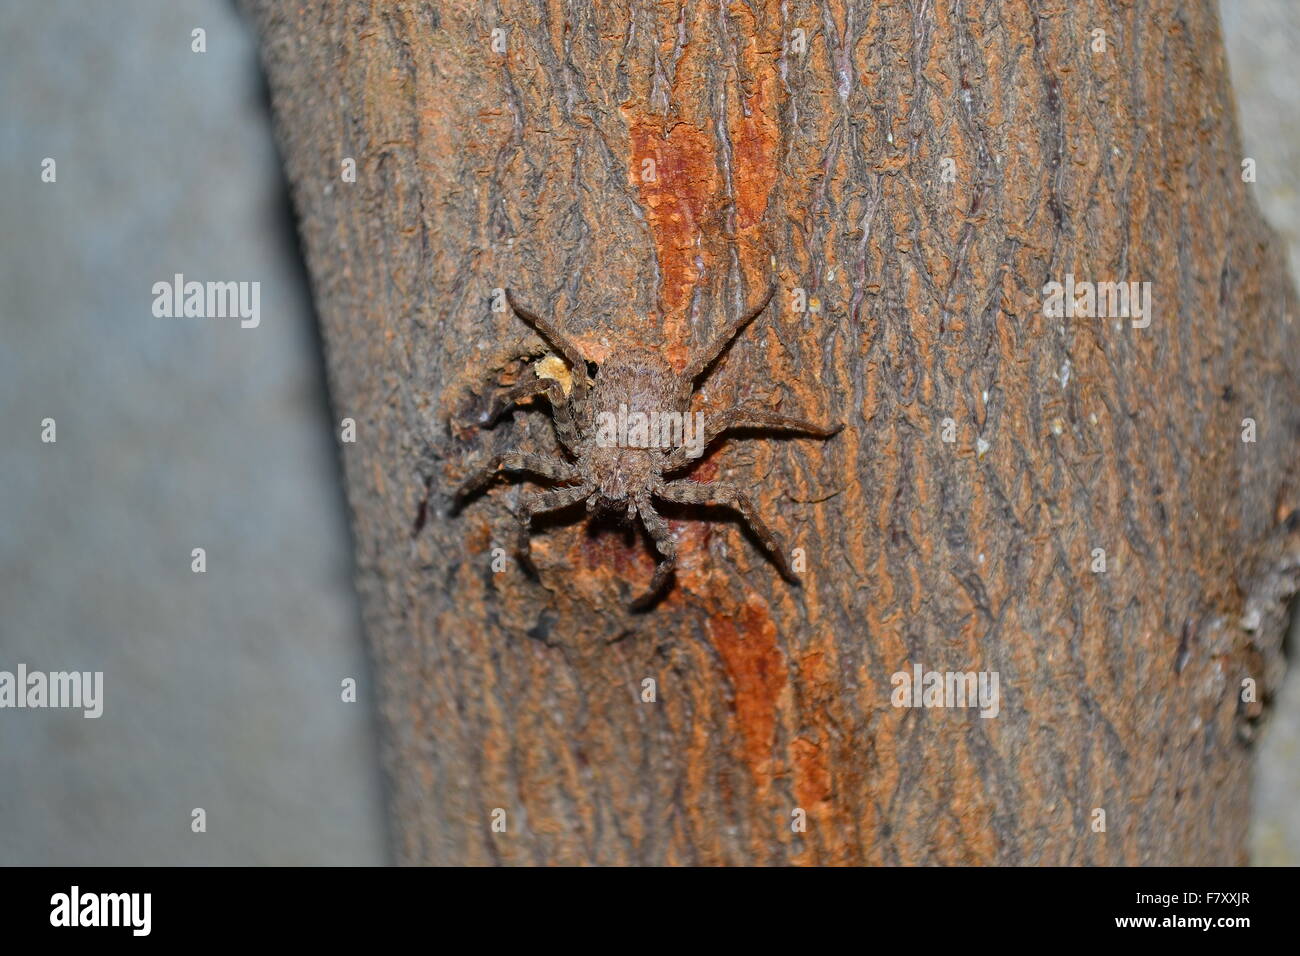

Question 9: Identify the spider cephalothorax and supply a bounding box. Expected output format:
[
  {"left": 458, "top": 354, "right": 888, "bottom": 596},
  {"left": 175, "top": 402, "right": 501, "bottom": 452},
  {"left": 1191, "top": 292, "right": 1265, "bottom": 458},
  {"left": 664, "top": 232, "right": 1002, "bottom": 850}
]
[{"left": 453, "top": 283, "right": 842, "bottom": 609}]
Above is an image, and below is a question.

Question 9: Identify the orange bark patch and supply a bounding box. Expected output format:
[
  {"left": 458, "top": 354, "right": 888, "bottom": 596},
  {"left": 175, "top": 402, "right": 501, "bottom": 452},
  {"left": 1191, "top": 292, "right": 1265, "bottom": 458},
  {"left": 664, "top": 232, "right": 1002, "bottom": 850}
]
[
  {"left": 731, "top": 76, "right": 779, "bottom": 230},
  {"left": 624, "top": 65, "right": 779, "bottom": 321},
  {"left": 708, "top": 600, "right": 786, "bottom": 784},
  {"left": 627, "top": 117, "right": 719, "bottom": 314},
  {"left": 791, "top": 735, "right": 832, "bottom": 808},
  {"left": 790, "top": 648, "right": 835, "bottom": 809}
]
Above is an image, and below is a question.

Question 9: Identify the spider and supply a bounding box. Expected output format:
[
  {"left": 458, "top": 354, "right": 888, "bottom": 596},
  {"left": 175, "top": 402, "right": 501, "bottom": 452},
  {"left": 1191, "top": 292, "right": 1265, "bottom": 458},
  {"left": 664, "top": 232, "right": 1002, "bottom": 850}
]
[{"left": 452, "top": 282, "right": 842, "bottom": 609}]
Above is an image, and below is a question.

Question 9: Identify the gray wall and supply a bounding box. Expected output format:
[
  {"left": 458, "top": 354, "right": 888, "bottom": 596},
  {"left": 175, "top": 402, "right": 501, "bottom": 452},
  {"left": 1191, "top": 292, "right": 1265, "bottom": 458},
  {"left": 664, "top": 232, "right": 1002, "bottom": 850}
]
[
  {"left": 0, "top": 0, "right": 386, "bottom": 864},
  {"left": 1221, "top": 0, "right": 1300, "bottom": 867}
]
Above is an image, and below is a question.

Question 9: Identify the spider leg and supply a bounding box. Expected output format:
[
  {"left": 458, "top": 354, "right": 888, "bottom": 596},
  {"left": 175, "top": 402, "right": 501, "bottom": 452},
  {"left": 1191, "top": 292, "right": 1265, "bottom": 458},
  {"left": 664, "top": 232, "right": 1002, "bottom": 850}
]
[
  {"left": 505, "top": 289, "right": 590, "bottom": 399},
  {"left": 662, "top": 407, "right": 842, "bottom": 472},
  {"left": 630, "top": 497, "right": 677, "bottom": 610},
  {"left": 655, "top": 479, "right": 797, "bottom": 582},
  {"left": 682, "top": 280, "right": 776, "bottom": 383},
  {"left": 474, "top": 377, "right": 581, "bottom": 453},
  {"left": 477, "top": 378, "right": 559, "bottom": 426},
  {"left": 453, "top": 453, "right": 576, "bottom": 507},
  {"left": 514, "top": 482, "right": 592, "bottom": 573}
]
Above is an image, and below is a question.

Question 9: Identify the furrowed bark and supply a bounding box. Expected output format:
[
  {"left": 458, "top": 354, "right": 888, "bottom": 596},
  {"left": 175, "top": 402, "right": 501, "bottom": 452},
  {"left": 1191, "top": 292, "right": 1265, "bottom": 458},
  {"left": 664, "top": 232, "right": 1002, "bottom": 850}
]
[{"left": 248, "top": 0, "right": 1299, "bottom": 865}]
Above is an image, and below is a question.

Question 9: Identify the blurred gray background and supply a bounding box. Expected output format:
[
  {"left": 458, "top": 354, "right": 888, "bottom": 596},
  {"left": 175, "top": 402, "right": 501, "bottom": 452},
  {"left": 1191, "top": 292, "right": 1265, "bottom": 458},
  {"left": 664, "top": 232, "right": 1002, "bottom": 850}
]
[
  {"left": 0, "top": 0, "right": 386, "bottom": 864},
  {"left": 1221, "top": 0, "right": 1300, "bottom": 866},
  {"left": 0, "top": 0, "right": 1294, "bottom": 865}
]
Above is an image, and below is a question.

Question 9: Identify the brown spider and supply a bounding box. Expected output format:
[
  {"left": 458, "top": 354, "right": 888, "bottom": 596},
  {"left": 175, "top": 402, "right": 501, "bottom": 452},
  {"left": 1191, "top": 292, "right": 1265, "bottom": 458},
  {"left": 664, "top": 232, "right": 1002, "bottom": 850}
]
[{"left": 452, "top": 282, "right": 842, "bottom": 609}]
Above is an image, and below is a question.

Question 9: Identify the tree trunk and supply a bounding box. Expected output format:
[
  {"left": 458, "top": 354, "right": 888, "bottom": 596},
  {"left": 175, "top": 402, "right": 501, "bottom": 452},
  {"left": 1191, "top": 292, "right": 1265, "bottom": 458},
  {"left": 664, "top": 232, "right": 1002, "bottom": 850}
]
[{"left": 248, "top": 0, "right": 1298, "bottom": 865}]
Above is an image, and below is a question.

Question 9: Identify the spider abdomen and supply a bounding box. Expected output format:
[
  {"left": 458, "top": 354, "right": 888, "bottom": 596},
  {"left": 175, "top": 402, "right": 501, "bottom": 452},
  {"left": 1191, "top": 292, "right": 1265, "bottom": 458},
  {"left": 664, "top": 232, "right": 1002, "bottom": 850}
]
[
  {"left": 590, "top": 349, "right": 683, "bottom": 418},
  {"left": 588, "top": 350, "right": 695, "bottom": 462}
]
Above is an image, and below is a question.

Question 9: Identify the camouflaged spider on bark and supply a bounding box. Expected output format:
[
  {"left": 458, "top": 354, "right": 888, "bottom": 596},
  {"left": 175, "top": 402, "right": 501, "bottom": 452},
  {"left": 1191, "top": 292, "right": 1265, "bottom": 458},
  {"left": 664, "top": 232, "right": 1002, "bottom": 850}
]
[{"left": 451, "top": 283, "right": 842, "bottom": 609}]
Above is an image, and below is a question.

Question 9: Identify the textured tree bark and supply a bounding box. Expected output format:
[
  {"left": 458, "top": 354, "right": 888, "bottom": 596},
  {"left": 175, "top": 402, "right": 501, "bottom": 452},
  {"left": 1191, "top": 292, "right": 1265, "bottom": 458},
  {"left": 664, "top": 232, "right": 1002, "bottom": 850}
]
[{"left": 248, "top": 0, "right": 1298, "bottom": 865}]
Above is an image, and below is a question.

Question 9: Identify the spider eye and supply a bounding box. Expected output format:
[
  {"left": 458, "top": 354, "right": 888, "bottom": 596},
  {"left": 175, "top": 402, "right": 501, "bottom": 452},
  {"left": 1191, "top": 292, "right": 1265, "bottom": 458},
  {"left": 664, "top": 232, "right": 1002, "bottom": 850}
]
[{"left": 586, "top": 360, "right": 599, "bottom": 378}]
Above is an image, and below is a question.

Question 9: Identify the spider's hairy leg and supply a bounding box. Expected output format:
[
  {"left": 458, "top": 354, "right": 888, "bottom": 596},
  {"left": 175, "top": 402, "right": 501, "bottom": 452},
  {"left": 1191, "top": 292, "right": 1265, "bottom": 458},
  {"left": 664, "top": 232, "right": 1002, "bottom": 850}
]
[
  {"left": 630, "top": 496, "right": 677, "bottom": 610},
  {"left": 453, "top": 453, "right": 576, "bottom": 508},
  {"left": 682, "top": 279, "right": 777, "bottom": 383},
  {"left": 475, "top": 376, "right": 581, "bottom": 452},
  {"left": 505, "top": 289, "right": 590, "bottom": 397},
  {"left": 514, "top": 482, "right": 592, "bottom": 573},
  {"left": 655, "top": 479, "right": 797, "bottom": 582},
  {"left": 477, "top": 378, "right": 560, "bottom": 426},
  {"left": 662, "top": 406, "right": 843, "bottom": 472}
]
